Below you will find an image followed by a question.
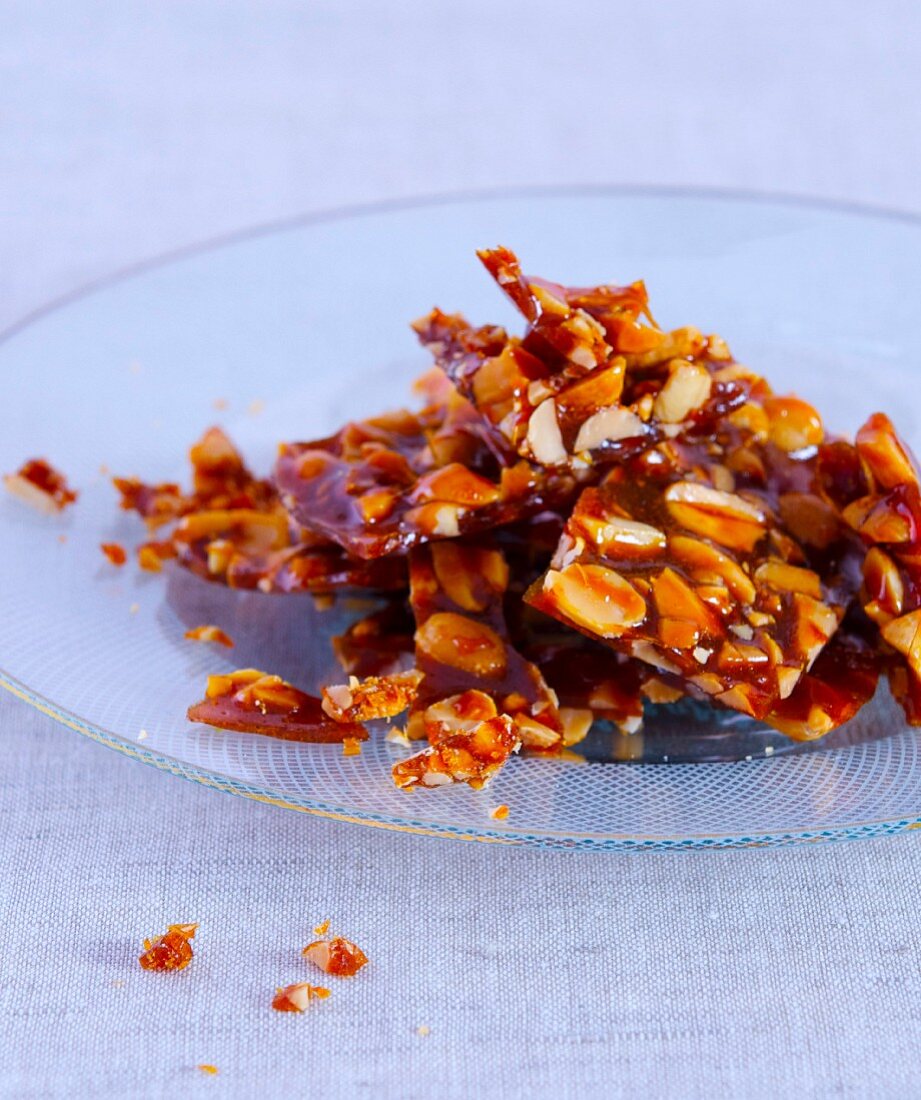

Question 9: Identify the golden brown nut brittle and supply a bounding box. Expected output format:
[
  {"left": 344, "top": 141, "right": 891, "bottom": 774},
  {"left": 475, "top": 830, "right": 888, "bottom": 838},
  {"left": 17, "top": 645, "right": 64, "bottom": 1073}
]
[{"left": 188, "top": 668, "right": 368, "bottom": 743}]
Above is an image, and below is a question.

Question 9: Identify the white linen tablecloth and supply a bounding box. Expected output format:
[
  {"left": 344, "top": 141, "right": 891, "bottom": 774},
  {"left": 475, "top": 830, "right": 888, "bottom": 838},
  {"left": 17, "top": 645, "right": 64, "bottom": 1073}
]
[{"left": 2, "top": 3, "right": 921, "bottom": 1096}]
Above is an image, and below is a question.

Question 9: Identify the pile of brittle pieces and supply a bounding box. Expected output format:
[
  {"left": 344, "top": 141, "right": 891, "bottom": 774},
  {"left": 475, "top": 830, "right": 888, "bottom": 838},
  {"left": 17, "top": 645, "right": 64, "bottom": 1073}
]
[{"left": 115, "top": 247, "right": 921, "bottom": 790}]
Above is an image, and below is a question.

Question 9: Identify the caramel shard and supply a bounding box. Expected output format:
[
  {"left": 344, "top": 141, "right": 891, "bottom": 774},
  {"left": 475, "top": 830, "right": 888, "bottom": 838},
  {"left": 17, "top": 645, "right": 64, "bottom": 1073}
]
[
  {"left": 185, "top": 624, "right": 235, "bottom": 648},
  {"left": 138, "top": 923, "right": 198, "bottom": 971},
  {"left": 272, "top": 983, "right": 331, "bottom": 1012},
  {"left": 490, "top": 803, "right": 510, "bottom": 821},
  {"left": 274, "top": 390, "right": 576, "bottom": 559},
  {"left": 116, "top": 427, "right": 404, "bottom": 593},
  {"left": 303, "top": 936, "right": 369, "bottom": 977},
  {"left": 342, "top": 736, "right": 362, "bottom": 756},
  {"left": 188, "top": 669, "right": 368, "bottom": 743},
  {"left": 321, "top": 669, "right": 424, "bottom": 723},
  {"left": 4, "top": 458, "right": 77, "bottom": 512},
  {"left": 392, "top": 712, "right": 520, "bottom": 790}
]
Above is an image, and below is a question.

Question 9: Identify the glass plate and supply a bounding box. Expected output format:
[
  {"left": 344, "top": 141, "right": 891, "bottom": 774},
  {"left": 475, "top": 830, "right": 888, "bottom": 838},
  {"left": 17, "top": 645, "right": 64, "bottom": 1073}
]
[{"left": 3, "top": 186, "right": 921, "bottom": 852}]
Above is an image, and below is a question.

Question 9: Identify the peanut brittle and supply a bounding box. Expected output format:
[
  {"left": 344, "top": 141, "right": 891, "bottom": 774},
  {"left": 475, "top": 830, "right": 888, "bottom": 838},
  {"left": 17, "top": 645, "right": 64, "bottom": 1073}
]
[
  {"left": 392, "top": 700, "right": 520, "bottom": 790},
  {"left": 527, "top": 444, "right": 861, "bottom": 721},
  {"left": 415, "top": 247, "right": 822, "bottom": 474},
  {"left": 274, "top": 388, "right": 577, "bottom": 559},
  {"left": 116, "top": 426, "right": 404, "bottom": 593},
  {"left": 406, "top": 539, "right": 563, "bottom": 751},
  {"left": 4, "top": 458, "right": 78, "bottom": 512},
  {"left": 321, "top": 669, "right": 424, "bottom": 723},
  {"left": 108, "top": 245, "right": 921, "bottom": 785},
  {"left": 838, "top": 413, "right": 921, "bottom": 723},
  {"left": 188, "top": 668, "right": 368, "bottom": 743}
]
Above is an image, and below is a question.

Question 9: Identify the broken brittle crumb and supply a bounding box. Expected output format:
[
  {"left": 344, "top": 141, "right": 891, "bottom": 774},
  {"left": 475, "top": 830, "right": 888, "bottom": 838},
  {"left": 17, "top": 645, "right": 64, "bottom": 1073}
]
[
  {"left": 138, "top": 923, "right": 198, "bottom": 971},
  {"left": 4, "top": 458, "right": 77, "bottom": 513},
  {"left": 185, "top": 624, "right": 235, "bottom": 648},
  {"left": 197, "top": 1065, "right": 219, "bottom": 1076},
  {"left": 303, "top": 935, "right": 369, "bottom": 977},
  {"left": 272, "top": 983, "right": 331, "bottom": 1012},
  {"left": 322, "top": 669, "right": 424, "bottom": 723},
  {"left": 313, "top": 919, "right": 330, "bottom": 936},
  {"left": 490, "top": 804, "right": 510, "bottom": 820},
  {"left": 100, "top": 542, "right": 127, "bottom": 566},
  {"left": 342, "top": 736, "right": 362, "bottom": 756}
]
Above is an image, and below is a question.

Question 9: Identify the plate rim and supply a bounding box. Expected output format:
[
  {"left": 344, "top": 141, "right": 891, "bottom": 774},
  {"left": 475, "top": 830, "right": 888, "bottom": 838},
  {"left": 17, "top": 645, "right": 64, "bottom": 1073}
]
[{"left": 5, "top": 182, "right": 921, "bottom": 852}]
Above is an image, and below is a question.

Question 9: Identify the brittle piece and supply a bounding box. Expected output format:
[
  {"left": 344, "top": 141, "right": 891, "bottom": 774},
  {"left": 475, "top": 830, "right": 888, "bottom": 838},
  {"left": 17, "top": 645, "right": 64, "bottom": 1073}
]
[
  {"left": 188, "top": 668, "right": 368, "bottom": 743},
  {"left": 392, "top": 706, "right": 520, "bottom": 790},
  {"left": 272, "top": 983, "right": 331, "bottom": 1012},
  {"left": 274, "top": 389, "right": 576, "bottom": 559},
  {"left": 527, "top": 447, "right": 860, "bottom": 722},
  {"left": 138, "top": 922, "right": 198, "bottom": 971},
  {"left": 321, "top": 669, "right": 424, "bottom": 723},
  {"left": 414, "top": 248, "right": 812, "bottom": 472},
  {"left": 839, "top": 413, "right": 921, "bottom": 723},
  {"left": 408, "top": 539, "right": 563, "bottom": 751},
  {"left": 765, "top": 618, "right": 881, "bottom": 740},
  {"left": 117, "top": 426, "right": 404, "bottom": 593},
  {"left": 4, "top": 458, "right": 77, "bottom": 512},
  {"left": 303, "top": 936, "right": 369, "bottom": 977}
]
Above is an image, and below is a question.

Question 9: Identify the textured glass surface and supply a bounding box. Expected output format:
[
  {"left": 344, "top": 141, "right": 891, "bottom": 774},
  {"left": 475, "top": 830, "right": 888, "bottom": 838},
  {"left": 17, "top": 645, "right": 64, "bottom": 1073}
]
[{"left": 2, "top": 188, "right": 920, "bottom": 851}]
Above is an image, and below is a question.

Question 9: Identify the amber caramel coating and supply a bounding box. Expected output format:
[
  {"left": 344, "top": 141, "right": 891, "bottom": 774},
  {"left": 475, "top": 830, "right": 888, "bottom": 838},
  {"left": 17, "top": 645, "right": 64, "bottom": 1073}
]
[
  {"left": 415, "top": 247, "right": 829, "bottom": 479},
  {"left": 274, "top": 390, "right": 577, "bottom": 560},
  {"left": 392, "top": 710, "right": 520, "bottom": 790},
  {"left": 188, "top": 668, "right": 368, "bottom": 743}
]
